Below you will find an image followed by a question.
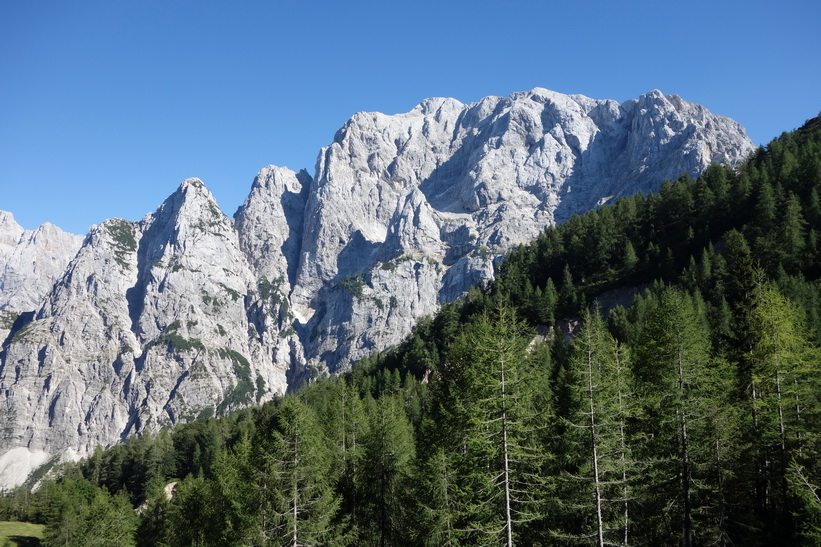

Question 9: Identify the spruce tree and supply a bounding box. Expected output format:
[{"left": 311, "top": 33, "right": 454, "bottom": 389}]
[
  {"left": 439, "top": 305, "right": 548, "bottom": 546},
  {"left": 555, "top": 307, "right": 637, "bottom": 546},
  {"left": 357, "top": 394, "right": 415, "bottom": 546}
]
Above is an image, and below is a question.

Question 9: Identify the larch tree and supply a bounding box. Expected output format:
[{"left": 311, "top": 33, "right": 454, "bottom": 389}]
[
  {"left": 357, "top": 393, "right": 415, "bottom": 546},
  {"left": 555, "top": 307, "right": 637, "bottom": 546},
  {"left": 304, "top": 377, "right": 366, "bottom": 537},
  {"left": 439, "top": 305, "right": 548, "bottom": 546},
  {"left": 633, "top": 288, "right": 731, "bottom": 546},
  {"left": 268, "top": 397, "right": 342, "bottom": 546},
  {"left": 413, "top": 446, "right": 461, "bottom": 547},
  {"left": 746, "top": 281, "right": 819, "bottom": 526}
]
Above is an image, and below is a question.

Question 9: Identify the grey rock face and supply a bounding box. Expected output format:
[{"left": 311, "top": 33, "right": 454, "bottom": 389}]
[
  {"left": 0, "top": 88, "right": 754, "bottom": 489},
  {"left": 286, "top": 88, "right": 754, "bottom": 372},
  {"left": 0, "top": 211, "right": 83, "bottom": 314},
  {"left": 0, "top": 180, "right": 286, "bottom": 489},
  {"left": 235, "top": 166, "right": 310, "bottom": 292}
]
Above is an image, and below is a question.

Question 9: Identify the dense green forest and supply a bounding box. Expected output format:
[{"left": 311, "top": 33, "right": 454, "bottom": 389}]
[{"left": 3, "top": 114, "right": 821, "bottom": 546}]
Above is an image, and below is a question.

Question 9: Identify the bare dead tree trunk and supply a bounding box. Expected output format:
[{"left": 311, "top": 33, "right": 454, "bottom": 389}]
[
  {"left": 500, "top": 348, "right": 514, "bottom": 547},
  {"left": 586, "top": 335, "right": 605, "bottom": 547},
  {"left": 678, "top": 346, "right": 693, "bottom": 547},
  {"left": 615, "top": 344, "right": 630, "bottom": 546}
]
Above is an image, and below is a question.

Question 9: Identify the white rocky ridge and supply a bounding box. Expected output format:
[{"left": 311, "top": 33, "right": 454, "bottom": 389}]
[
  {"left": 0, "top": 180, "right": 287, "bottom": 489},
  {"left": 0, "top": 88, "right": 755, "bottom": 490},
  {"left": 0, "top": 211, "right": 83, "bottom": 332},
  {"left": 286, "top": 88, "right": 754, "bottom": 373}
]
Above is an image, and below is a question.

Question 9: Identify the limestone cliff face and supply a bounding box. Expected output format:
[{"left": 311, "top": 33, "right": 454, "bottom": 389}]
[
  {"left": 0, "top": 88, "right": 754, "bottom": 489},
  {"left": 0, "top": 180, "right": 286, "bottom": 488},
  {"left": 0, "top": 211, "right": 83, "bottom": 316},
  {"left": 282, "top": 88, "right": 754, "bottom": 373}
]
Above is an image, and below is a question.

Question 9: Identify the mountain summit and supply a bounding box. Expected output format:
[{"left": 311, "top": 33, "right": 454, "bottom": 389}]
[{"left": 0, "top": 88, "right": 754, "bottom": 489}]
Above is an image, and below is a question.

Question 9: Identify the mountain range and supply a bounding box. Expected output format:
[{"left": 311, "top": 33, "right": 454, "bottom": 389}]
[{"left": 0, "top": 87, "right": 755, "bottom": 489}]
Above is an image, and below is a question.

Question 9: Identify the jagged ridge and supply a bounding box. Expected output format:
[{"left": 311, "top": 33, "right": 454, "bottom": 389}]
[{"left": 0, "top": 88, "right": 755, "bottom": 490}]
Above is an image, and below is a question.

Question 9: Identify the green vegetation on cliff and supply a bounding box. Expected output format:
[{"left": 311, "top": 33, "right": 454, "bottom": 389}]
[{"left": 4, "top": 115, "right": 821, "bottom": 545}]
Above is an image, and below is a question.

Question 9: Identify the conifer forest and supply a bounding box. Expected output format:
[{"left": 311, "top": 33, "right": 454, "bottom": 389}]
[{"left": 3, "top": 116, "right": 821, "bottom": 546}]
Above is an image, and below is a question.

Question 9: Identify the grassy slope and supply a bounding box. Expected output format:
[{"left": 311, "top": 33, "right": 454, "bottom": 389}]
[{"left": 0, "top": 521, "right": 44, "bottom": 547}]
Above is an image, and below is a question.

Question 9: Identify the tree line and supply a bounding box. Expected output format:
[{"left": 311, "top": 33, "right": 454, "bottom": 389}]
[{"left": 2, "top": 114, "right": 821, "bottom": 545}]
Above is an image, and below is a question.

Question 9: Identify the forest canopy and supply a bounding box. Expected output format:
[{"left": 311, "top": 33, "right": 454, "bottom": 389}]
[{"left": 3, "top": 115, "right": 821, "bottom": 546}]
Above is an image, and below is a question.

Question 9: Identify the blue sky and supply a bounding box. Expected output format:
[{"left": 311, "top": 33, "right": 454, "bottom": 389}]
[{"left": 1, "top": 0, "right": 819, "bottom": 235}]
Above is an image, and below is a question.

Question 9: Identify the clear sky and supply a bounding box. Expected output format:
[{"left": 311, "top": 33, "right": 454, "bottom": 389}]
[{"left": 1, "top": 0, "right": 819, "bottom": 235}]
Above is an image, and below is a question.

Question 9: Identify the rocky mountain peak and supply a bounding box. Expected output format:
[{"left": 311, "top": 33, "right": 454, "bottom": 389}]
[
  {"left": 285, "top": 88, "right": 755, "bottom": 376},
  {"left": 0, "top": 210, "right": 83, "bottom": 315},
  {"left": 144, "top": 178, "right": 229, "bottom": 233},
  {"left": 234, "top": 166, "right": 310, "bottom": 294},
  {"left": 0, "top": 88, "right": 756, "bottom": 490}
]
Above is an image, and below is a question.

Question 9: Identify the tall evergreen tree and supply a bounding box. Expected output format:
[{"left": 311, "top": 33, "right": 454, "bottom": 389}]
[
  {"left": 743, "top": 281, "right": 819, "bottom": 536},
  {"left": 555, "top": 307, "right": 636, "bottom": 546},
  {"left": 269, "top": 398, "right": 342, "bottom": 546},
  {"left": 215, "top": 429, "right": 278, "bottom": 544},
  {"left": 314, "top": 379, "right": 367, "bottom": 536},
  {"left": 413, "top": 447, "right": 461, "bottom": 546},
  {"left": 357, "top": 394, "right": 415, "bottom": 546},
  {"left": 558, "top": 264, "right": 578, "bottom": 318},
  {"left": 165, "top": 474, "right": 226, "bottom": 546},
  {"left": 438, "top": 306, "right": 548, "bottom": 546},
  {"left": 633, "top": 289, "right": 732, "bottom": 545},
  {"left": 79, "top": 489, "right": 139, "bottom": 547},
  {"left": 136, "top": 477, "right": 172, "bottom": 547},
  {"left": 787, "top": 462, "right": 821, "bottom": 544},
  {"left": 622, "top": 240, "right": 639, "bottom": 274},
  {"left": 779, "top": 192, "right": 807, "bottom": 269}
]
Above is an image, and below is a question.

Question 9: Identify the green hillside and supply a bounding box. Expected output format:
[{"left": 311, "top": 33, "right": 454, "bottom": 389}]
[{"left": 3, "top": 114, "right": 821, "bottom": 546}]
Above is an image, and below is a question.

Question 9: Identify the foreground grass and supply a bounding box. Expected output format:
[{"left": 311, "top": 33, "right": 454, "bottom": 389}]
[{"left": 0, "top": 521, "right": 44, "bottom": 546}]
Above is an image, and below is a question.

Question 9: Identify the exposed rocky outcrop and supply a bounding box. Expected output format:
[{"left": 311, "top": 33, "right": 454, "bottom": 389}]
[
  {"left": 0, "top": 180, "right": 288, "bottom": 489},
  {"left": 284, "top": 88, "right": 754, "bottom": 373},
  {"left": 0, "top": 212, "right": 83, "bottom": 339},
  {"left": 0, "top": 88, "right": 755, "bottom": 490}
]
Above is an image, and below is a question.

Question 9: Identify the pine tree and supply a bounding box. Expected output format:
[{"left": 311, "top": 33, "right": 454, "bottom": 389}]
[
  {"left": 357, "top": 394, "right": 415, "bottom": 546},
  {"left": 268, "top": 397, "right": 342, "bottom": 546},
  {"left": 439, "top": 305, "right": 548, "bottom": 546},
  {"left": 555, "top": 307, "right": 637, "bottom": 546}
]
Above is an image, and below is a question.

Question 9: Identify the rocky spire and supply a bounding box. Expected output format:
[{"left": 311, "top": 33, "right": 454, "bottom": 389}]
[{"left": 0, "top": 88, "right": 755, "bottom": 490}]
